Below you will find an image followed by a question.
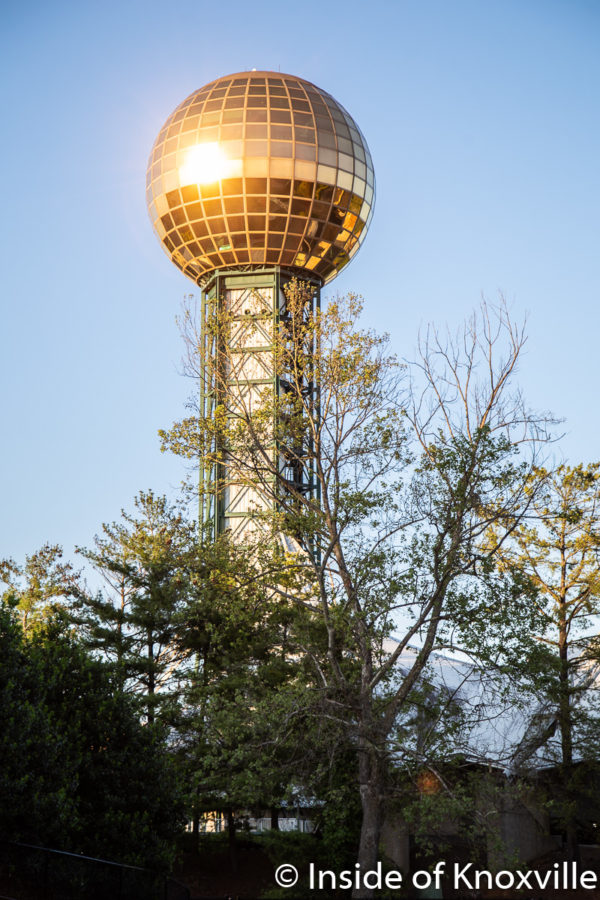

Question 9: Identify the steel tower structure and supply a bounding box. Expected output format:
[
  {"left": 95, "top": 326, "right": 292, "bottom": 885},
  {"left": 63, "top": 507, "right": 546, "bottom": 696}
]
[{"left": 146, "top": 71, "right": 375, "bottom": 540}]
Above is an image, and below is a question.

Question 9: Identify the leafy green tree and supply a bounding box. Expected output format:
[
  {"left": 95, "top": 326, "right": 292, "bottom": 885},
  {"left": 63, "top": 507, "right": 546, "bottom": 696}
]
[
  {"left": 0, "top": 600, "right": 77, "bottom": 848},
  {"left": 0, "top": 543, "right": 80, "bottom": 635},
  {"left": 173, "top": 532, "right": 318, "bottom": 861},
  {"left": 493, "top": 462, "right": 600, "bottom": 859},
  {"left": 75, "top": 491, "right": 195, "bottom": 723},
  {"left": 162, "top": 289, "right": 553, "bottom": 896},
  {"left": 0, "top": 600, "right": 184, "bottom": 869}
]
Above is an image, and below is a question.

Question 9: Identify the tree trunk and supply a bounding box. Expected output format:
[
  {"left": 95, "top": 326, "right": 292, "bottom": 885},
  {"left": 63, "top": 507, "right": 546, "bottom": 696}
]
[
  {"left": 227, "top": 808, "right": 238, "bottom": 873},
  {"left": 559, "top": 642, "right": 578, "bottom": 862},
  {"left": 558, "top": 573, "right": 579, "bottom": 864},
  {"left": 353, "top": 747, "right": 383, "bottom": 900},
  {"left": 147, "top": 630, "right": 155, "bottom": 725},
  {"left": 270, "top": 806, "right": 279, "bottom": 830}
]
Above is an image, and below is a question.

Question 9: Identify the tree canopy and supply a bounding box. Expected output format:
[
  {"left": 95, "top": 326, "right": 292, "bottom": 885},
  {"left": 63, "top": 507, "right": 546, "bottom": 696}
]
[
  {"left": 160, "top": 286, "right": 556, "bottom": 896},
  {"left": 0, "top": 601, "right": 184, "bottom": 870}
]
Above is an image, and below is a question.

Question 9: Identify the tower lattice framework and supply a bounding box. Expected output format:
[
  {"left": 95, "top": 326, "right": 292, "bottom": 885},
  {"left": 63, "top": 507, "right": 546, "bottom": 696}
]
[{"left": 199, "top": 267, "right": 320, "bottom": 540}]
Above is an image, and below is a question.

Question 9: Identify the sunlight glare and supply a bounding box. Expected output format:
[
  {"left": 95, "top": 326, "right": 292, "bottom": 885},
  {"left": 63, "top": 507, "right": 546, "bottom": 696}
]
[{"left": 179, "top": 143, "right": 239, "bottom": 186}]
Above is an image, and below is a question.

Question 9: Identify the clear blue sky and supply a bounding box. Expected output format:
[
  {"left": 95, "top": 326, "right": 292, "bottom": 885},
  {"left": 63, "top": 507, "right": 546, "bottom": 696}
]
[{"left": 1, "top": 0, "right": 599, "bottom": 564}]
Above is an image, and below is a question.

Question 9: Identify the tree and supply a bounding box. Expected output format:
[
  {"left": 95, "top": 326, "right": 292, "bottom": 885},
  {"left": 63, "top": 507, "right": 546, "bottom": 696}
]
[
  {"left": 492, "top": 462, "right": 600, "bottom": 860},
  {"left": 0, "top": 600, "right": 184, "bottom": 870},
  {"left": 75, "top": 491, "right": 194, "bottom": 723},
  {"left": 172, "top": 531, "right": 318, "bottom": 865},
  {"left": 0, "top": 543, "right": 80, "bottom": 635},
  {"left": 161, "top": 288, "right": 553, "bottom": 897}
]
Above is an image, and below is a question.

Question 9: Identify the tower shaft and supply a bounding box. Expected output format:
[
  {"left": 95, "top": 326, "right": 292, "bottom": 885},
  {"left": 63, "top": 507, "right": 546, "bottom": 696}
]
[{"left": 200, "top": 267, "right": 320, "bottom": 541}]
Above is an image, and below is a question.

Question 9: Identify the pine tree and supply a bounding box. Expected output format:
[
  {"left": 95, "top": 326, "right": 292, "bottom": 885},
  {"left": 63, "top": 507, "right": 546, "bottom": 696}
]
[
  {"left": 76, "top": 491, "right": 194, "bottom": 723},
  {"left": 494, "top": 463, "right": 600, "bottom": 860}
]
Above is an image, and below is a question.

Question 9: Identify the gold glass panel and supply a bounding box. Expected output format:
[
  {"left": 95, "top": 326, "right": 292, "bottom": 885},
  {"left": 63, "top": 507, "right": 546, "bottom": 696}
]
[{"left": 147, "top": 70, "right": 375, "bottom": 284}]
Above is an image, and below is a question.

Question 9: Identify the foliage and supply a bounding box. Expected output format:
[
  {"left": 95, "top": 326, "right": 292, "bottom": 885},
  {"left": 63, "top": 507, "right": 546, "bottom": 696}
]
[
  {"left": 160, "top": 286, "right": 555, "bottom": 894},
  {"left": 74, "top": 490, "right": 195, "bottom": 723},
  {"left": 492, "top": 462, "right": 600, "bottom": 854},
  {"left": 173, "top": 531, "right": 321, "bottom": 827},
  {"left": 0, "top": 543, "right": 80, "bottom": 636},
  {"left": 0, "top": 601, "right": 184, "bottom": 870}
]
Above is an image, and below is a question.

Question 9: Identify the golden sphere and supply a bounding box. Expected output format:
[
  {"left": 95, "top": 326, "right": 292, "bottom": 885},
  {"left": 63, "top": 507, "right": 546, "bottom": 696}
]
[{"left": 146, "top": 71, "right": 375, "bottom": 285}]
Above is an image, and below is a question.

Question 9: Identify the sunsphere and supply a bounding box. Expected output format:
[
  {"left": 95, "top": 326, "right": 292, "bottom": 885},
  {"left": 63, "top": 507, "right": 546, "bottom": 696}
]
[{"left": 146, "top": 71, "right": 375, "bottom": 285}]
